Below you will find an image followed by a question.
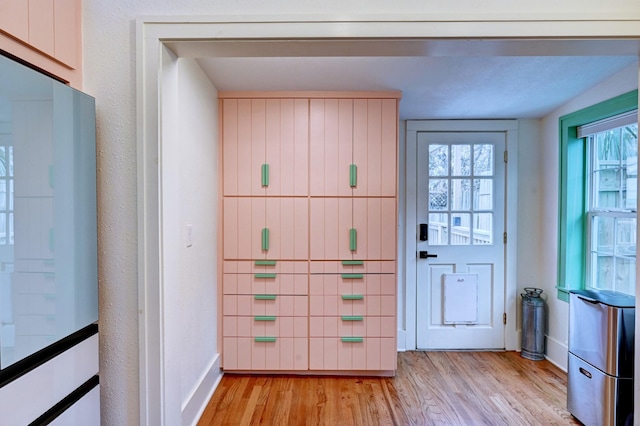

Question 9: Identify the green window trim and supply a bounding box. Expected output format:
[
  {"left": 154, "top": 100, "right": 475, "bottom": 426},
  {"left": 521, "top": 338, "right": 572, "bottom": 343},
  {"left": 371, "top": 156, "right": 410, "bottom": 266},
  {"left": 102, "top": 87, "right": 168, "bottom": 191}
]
[{"left": 557, "top": 90, "right": 638, "bottom": 302}]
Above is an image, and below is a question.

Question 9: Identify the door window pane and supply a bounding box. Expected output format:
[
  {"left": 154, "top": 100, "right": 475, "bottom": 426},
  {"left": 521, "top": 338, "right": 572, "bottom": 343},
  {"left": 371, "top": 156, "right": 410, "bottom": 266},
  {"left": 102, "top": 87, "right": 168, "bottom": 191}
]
[
  {"left": 429, "top": 213, "right": 448, "bottom": 245},
  {"left": 451, "top": 213, "right": 470, "bottom": 245},
  {"left": 429, "top": 145, "right": 448, "bottom": 176},
  {"left": 451, "top": 179, "right": 470, "bottom": 210},
  {"left": 429, "top": 179, "right": 448, "bottom": 210},
  {"left": 474, "top": 179, "right": 493, "bottom": 210},
  {"left": 474, "top": 144, "right": 494, "bottom": 176},
  {"left": 451, "top": 144, "right": 471, "bottom": 176},
  {"left": 474, "top": 213, "right": 493, "bottom": 245}
]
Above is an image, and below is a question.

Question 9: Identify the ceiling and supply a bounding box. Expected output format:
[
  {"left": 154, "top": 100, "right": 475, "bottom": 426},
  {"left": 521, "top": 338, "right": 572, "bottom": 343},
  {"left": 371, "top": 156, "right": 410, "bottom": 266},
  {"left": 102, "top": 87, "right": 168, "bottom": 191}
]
[{"left": 174, "top": 38, "right": 640, "bottom": 120}]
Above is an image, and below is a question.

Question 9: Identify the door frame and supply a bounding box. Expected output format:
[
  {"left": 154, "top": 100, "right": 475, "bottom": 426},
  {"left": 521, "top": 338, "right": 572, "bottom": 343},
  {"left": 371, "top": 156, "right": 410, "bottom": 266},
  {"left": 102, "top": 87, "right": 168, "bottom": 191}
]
[{"left": 404, "top": 120, "right": 519, "bottom": 351}]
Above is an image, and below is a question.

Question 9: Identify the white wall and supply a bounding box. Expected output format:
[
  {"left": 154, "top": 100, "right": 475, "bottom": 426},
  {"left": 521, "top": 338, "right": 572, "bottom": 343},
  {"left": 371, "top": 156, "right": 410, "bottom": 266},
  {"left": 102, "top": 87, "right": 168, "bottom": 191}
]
[
  {"left": 82, "top": 2, "right": 640, "bottom": 424},
  {"left": 532, "top": 64, "right": 639, "bottom": 370}
]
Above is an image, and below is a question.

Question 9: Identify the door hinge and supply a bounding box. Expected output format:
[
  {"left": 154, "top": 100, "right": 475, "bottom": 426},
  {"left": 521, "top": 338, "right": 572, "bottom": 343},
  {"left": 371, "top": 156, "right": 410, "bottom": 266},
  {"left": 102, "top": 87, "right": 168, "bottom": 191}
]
[
  {"left": 503, "top": 313, "right": 507, "bottom": 325},
  {"left": 504, "top": 151, "right": 508, "bottom": 163},
  {"left": 503, "top": 232, "right": 507, "bottom": 244}
]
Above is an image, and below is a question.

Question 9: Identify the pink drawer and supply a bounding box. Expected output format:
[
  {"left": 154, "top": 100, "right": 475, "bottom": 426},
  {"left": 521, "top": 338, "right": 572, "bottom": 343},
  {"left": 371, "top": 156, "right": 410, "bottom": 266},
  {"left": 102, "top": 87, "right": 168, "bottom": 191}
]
[
  {"left": 223, "top": 273, "right": 308, "bottom": 295},
  {"left": 309, "top": 316, "right": 395, "bottom": 338},
  {"left": 223, "top": 337, "right": 308, "bottom": 371},
  {"left": 309, "top": 273, "right": 395, "bottom": 296},
  {"left": 223, "top": 316, "right": 308, "bottom": 338},
  {"left": 310, "top": 260, "right": 395, "bottom": 274},
  {"left": 308, "top": 337, "right": 396, "bottom": 371},
  {"left": 223, "top": 295, "right": 308, "bottom": 316},
  {"left": 224, "top": 260, "right": 309, "bottom": 274},
  {"left": 309, "top": 294, "right": 395, "bottom": 316}
]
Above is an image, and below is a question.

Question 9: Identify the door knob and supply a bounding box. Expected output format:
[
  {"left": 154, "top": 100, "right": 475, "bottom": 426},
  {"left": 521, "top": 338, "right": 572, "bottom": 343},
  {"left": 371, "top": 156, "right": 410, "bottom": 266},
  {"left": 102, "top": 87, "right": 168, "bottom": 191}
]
[{"left": 418, "top": 251, "right": 437, "bottom": 259}]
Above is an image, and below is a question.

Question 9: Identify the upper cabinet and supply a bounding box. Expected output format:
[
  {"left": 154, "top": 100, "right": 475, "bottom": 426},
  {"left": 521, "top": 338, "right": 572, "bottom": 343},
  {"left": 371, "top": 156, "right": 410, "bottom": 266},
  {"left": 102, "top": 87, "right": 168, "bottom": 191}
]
[
  {"left": 222, "top": 98, "right": 309, "bottom": 197},
  {"left": 0, "top": 0, "right": 82, "bottom": 88},
  {"left": 309, "top": 98, "right": 398, "bottom": 197}
]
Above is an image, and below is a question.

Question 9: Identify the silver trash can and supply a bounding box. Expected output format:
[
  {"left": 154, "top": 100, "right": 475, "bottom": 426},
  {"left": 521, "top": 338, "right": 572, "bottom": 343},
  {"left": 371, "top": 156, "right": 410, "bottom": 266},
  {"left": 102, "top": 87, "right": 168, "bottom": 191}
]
[{"left": 521, "top": 288, "right": 545, "bottom": 360}]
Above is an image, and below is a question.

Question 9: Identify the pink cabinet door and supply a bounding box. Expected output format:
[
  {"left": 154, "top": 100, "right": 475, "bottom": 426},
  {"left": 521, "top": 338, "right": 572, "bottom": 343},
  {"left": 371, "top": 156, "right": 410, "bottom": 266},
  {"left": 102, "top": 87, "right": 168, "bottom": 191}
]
[
  {"left": 352, "top": 99, "right": 398, "bottom": 197},
  {"left": 28, "top": 0, "right": 55, "bottom": 57},
  {"left": 223, "top": 98, "right": 309, "bottom": 197},
  {"left": 309, "top": 98, "right": 353, "bottom": 197},
  {"left": 224, "top": 197, "right": 308, "bottom": 260},
  {"left": 310, "top": 197, "right": 396, "bottom": 261},
  {"left": 0, "top": 0, "right": 29, "bottom": 42}
]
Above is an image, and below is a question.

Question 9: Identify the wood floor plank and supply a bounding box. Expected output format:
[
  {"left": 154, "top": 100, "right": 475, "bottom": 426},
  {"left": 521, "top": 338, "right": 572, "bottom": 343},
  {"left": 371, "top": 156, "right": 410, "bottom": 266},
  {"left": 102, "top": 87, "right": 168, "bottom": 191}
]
[{"left": 198, "top": 352, "right": 580, "bottom": 426}]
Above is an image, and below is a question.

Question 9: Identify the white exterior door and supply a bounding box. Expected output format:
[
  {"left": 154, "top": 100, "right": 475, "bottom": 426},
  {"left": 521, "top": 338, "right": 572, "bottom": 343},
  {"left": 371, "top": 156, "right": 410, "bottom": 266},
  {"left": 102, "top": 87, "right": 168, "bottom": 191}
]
[{"left": 415, "top": 131, "right": 506, "bottom": 349}]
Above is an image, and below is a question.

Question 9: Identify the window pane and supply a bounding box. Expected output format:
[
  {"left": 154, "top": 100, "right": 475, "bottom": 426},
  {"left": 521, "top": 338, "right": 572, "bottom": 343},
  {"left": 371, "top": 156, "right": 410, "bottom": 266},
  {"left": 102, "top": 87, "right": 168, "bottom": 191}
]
[
  {"left": 473, "top": 213, "right": 493, "bottom": 245},
  {"left": 616, "top": 217, "right": 636, "bottom": 255},
  {"left": 451, "top": 213, "right": 470, "bottom": 245},
  {"left": 615, "top": 257, "right": 636, "bottom": 294},
  {"left": 474, "top": 179, "right": 493, "bottom": 210},
  {"left": 451, "top": 179, "right": 470, "bottom": 210},
  {"left": 593, "top": 216, "right": 614, "bottom": 255},
  {"left": 429, "top": 213, "right": 448, "bottom": 245},
  {"left": 451, "top": 145, "right": 471, "bottom": 176},
  {"left": 429, "top": 179, "right": 448, "bottom": 210},
  {"left": 429, "top": 145, "right": 448, "bottom": 176},
  {"left": 474, "top": 144, "right": 493, "bottom": 176}
]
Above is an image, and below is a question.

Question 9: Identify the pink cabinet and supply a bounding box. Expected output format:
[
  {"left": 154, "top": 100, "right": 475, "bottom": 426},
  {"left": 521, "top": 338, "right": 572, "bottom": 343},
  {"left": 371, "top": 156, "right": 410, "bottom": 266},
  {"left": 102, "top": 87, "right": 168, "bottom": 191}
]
[
  {"left": 309, "top": 98, "right": 397, "bottom": 197},
  {"left": 309, "top": 197, "right": 396, "bottom": 261},
  {"left": 222, "top": 98, "right": 309, "bottom": 197},
  {"left": 220, "top": 91, "right": 400, "bottom": 375},
  {"left": 223, "top": 197, "right": 308, "bottom": 260},
  {"left": 0, "top": 0, "right": 80, "bottom": 71}
]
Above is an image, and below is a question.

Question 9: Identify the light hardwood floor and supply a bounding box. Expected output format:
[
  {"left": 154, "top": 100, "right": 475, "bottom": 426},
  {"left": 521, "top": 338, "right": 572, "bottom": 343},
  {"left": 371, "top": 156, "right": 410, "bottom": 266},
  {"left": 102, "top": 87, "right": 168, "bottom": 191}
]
[{"left": 198, "top": 351, "right": 579, "bottom": 425}]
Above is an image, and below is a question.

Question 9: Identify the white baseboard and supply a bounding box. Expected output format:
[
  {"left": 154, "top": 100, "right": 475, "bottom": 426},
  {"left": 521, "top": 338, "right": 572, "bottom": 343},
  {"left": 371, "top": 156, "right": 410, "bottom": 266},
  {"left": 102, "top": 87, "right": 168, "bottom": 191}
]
[
  {"left": 182, "top": 353, "right": 223, "bottom": 426},
  {"left": 397, "top": 329, "right": 406, "bottom": 352},
  {"left": 544, "top": 335, "right": 568, "bottom": 372}
]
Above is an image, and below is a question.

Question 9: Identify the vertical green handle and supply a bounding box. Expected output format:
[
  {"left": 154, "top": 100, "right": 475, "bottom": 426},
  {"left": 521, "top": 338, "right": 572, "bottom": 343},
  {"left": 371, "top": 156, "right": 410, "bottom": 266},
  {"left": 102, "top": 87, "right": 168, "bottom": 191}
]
[
  {"left": 261, "top": 164, "right": 269, "bottom": 187},
  {"left": 262, "top": 228, "right": 269, "bottom": 251},
  {"left": 350, "top": 228, "right": 357, "bottom": 251},
  {"left": 349, "top": 164, "right": 357, "bottom": 187}
]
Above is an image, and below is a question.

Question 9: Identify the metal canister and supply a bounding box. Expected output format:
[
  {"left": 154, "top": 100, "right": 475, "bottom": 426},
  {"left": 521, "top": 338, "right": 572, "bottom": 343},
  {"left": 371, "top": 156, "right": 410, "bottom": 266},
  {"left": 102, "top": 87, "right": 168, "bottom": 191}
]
[{"left": 521, "top": 288, "right": 546, "bottom": 361}]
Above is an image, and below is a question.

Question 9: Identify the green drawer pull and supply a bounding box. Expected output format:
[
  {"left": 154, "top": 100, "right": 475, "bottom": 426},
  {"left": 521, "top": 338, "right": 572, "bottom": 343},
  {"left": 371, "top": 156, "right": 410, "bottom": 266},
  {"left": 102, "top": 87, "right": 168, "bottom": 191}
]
[
  {"left": 255, "top": 337, "right": 277, "bottom": 342},
  {"left": 255, "top": 316, "right": 276, "bottom": 321},
  {"left": 349, "top": 228, "right": 357, "bottom": 251},
  {"left": 255, "top": 260, "right": 277, "bottom": 266},
  {"left": 262, "top": 228, "right": 269, "bottom": 251},
  {"left": 261, "top": 163, "right": 270, "bottom": 187},
  {"left": 349, "top": 164, "right": 357, "bottom": 187},
  {"left": 341, "top": 294, "right": 364, "bottom": 300},
  {"left": 342, "top": 337, "right": 363, "bottom": 343},
  {"left": 255, "top": 294, "right": 277, "bottom": 300},
  {"left": 342, "top": 273, "right": 363, "bottom": 279},
  {"left": 255, "top": 273, "right": 276, "bottom": 279},
  {"left": 342, "top": 260, "right": 364, "bottom": 266},
  {"left": 342, "top": 316, "right": 363, "bottom": 321}
]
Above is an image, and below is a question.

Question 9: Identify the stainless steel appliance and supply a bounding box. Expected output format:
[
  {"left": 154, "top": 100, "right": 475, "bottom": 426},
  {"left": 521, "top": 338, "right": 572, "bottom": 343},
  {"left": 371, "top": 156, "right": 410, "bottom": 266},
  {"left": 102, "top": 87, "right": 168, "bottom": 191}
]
[{"left": 568, "top": 289, "right": 634, "bottom": 426}]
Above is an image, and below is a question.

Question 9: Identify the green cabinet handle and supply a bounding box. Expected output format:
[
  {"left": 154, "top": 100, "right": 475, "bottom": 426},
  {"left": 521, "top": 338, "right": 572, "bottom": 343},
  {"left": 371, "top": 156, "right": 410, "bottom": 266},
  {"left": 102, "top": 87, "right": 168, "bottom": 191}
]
[
  {"left": 349, "top": 164, "right": 357, "bottom": 187},
  {"left": 261, "top": 163, "right": 269, "bottom": 187},
  {"left": 342, "top": 294, "right": 364, "bottom": 300},
  {"left": 349, "top": 228, "right": 357, "bottom": 251},
  {"left": 341, "top": 316, "right": 363, "bottom": 321},
  {"left": 255, "top": 273, "right": 276, "bottom": 279},
  {"left": 341, "top": 337, "right": 363, "bottom": 343},
  {"left": 254, "top": 316, "right": 276, "bottom": 321},
  {"left": 262, "top": 228, "right": 269, "bottom": 251},
  {"left": 255, "top": 260, "right": 276, "bottom": 266},
  {"left": 342, "top": 260, "right": 364, "bottom": 266},
  {"left": 342, "top": 273, "right": 363, "bottom": 279},
  {"left": 255, "top": 294, "right": 277, "bottom": 300},
  {"left": 255, "top": 336, "right": 277, "bottom": 342}
]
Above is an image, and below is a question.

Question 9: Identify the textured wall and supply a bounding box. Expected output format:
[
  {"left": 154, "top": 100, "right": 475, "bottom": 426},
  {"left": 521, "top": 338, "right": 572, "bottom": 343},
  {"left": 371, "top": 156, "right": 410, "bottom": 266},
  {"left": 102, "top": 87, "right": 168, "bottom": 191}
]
[{"left": 82, "top": 1, "right": 640, "bottom": 424}]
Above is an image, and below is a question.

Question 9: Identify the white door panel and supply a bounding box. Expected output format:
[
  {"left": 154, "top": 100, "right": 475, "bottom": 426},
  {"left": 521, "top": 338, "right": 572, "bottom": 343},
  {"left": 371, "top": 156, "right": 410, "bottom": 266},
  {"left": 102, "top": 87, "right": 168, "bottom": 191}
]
[{"left": 416, "top": 131, "right": 506, "bottom": 350}]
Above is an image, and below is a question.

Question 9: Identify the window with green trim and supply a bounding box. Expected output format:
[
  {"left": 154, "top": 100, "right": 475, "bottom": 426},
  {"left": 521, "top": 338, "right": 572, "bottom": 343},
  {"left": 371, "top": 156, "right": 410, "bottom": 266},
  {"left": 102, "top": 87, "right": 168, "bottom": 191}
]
[{"left": 557, "top": 90, "right": 638, "bottom": 302}]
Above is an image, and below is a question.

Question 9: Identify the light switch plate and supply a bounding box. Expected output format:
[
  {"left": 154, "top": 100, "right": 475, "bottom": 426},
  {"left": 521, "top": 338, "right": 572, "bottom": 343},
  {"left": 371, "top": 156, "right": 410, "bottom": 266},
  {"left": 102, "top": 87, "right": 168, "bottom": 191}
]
[{"left": 186, "top": 224, "right": 193, "bottom": 247}]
